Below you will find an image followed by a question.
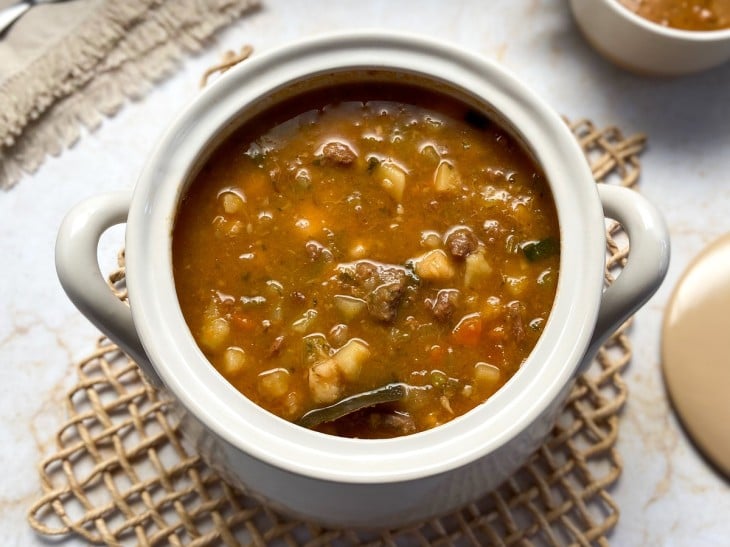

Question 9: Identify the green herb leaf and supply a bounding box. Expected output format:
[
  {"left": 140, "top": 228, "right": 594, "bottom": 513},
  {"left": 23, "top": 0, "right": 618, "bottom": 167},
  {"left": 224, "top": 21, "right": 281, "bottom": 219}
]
[
  {"left": 296, "top": 383, "right": 407, "bottom": 429},
  {"left": 522, "top": 238, "right": 558, "bottom": 262}
]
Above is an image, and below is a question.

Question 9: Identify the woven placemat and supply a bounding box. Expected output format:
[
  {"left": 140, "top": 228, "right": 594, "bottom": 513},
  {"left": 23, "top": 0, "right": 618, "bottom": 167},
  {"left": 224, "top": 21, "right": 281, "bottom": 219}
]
[{"left": 27, "top": 119, "right": 646, "bottom": 546}]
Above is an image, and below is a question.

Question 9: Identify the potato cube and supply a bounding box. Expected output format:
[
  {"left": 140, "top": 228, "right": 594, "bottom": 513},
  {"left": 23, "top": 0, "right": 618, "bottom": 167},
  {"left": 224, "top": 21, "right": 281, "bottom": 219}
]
[
  {"left": 374, "top": 160, "right": 407, "bottom": 202},
  {"left": 221, "top": 346, "right": 247, "bottom": 375},
  {"left": 332, "top": 338, "right": 370, "bottom": 380},
  {"left": 413, "top": 249, "right": 456, "bottom": 281},
  {"left": 434, "top": 161, "right": 461, "bottom": 193},
  {"left": 257, "top": 368, "right": 290, "bottom": 399},
  {"left": 200, "top": 317, "right": 230, "bottom": 350},
  {"left": 464, "top": 249, "right": 492, "bottom": 288},
  {"left": 221, "top": 191, "right": 245, "bottom": 214},
  {"left": 334, "top": 295, "right": 366, "bottom": 321},
  {"left": 474, "top": 362, "right": 501, "bottom": 387}
]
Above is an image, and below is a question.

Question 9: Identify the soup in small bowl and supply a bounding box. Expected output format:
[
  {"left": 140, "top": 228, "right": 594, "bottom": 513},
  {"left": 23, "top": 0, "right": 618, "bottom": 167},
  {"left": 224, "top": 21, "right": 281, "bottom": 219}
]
[
  {"left": 619, "top": 0, "right": 730, "bottom": 31},
  {"left": 56, "top": 32, "right": 669, "bottom": 528},
  {"left": 570, "top": 0, "right": 730, "bottom": 75}
]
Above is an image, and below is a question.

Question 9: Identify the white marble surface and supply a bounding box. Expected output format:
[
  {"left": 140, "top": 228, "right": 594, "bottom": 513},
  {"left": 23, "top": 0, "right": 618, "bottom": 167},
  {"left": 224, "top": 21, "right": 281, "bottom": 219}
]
[{"left": 2, "top": 1, "right": 729, "bottom": 545}]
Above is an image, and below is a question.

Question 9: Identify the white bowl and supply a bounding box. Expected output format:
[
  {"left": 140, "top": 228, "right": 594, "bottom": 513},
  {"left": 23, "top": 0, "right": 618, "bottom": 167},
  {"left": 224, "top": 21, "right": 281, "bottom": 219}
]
[
  {"left": 55, "top": 31, "right": 670, "bottom": 528},
  {"left": 570, "top": 0, "right": 730, "bottom": 75}
]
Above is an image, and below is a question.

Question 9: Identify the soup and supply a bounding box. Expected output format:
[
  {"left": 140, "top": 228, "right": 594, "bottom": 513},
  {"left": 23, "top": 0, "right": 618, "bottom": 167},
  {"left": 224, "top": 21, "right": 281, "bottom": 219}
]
[
  {"left": 618, "top": 0, "right": 730, "bottom": 31},
  {"left": 172, "top": 84, "right": 560, "bottom": 438}
]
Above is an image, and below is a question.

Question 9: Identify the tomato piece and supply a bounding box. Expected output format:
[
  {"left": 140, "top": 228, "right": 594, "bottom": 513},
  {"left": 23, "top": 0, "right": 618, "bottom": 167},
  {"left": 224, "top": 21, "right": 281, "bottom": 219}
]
[{"left": 451, "top": 313, "right": 483, "bottom": 347}]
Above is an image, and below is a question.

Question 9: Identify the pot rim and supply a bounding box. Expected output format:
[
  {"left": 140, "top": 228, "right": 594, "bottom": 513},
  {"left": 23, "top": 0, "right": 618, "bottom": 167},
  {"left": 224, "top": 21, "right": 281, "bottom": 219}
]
[{"left": 125, "top": 30, "right": 606, "bottom": 484}]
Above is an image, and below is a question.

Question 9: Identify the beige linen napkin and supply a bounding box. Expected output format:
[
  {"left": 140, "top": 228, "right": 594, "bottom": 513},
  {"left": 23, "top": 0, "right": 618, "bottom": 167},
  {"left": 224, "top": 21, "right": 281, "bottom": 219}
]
[{"left": 0, "top": 0, "right": 259, "bottom": 189}]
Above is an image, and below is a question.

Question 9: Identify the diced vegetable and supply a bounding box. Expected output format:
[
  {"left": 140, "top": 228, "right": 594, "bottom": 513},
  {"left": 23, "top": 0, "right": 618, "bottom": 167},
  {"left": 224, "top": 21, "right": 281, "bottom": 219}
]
[
  {"left": 440, "top": 395, "right": 454, "bottom": 414},
  {"left": 332, "top": 338, "right": 371, "bottom": 380},
  {"left": 220, "top": 191, "right": 245, "bottom": 214},
  {"left": 334, "top": 295, "right": 367, "bottom": 321},
  {"left": 308, "top": 358, "right": 343, "bottom": 404},
  {"left": 419, "top": 144, "right": 440, "bottom": 165},
  {"left": 464, "top": 249, "right": 492, "bottom": 288},
  {"left": 200, "top": 317, "right": 230, "bottom": 350},
  {"left": 430, "top": 369, "right": 448, "bottom": 387},
  {"left": 474, "top": 362, "right": 501, "bottom": 388},
  {"left": 434, "top": 161, "right": 461, "bottom": 193},
  {"left": 265, "top": 279, "right": 284, "bottom": 297},
  {"left": 481, "top": 296, "right": 502, "bottom": 322},
  {"left": 452, "top": 313, "right": 483, "bottom": 347},
  {"left": 258, "top": 368, "right": 291, "bottom": 399},
  {"left": 522, "top": 237, "right": 558, "bottom": 262},
  {"left": 221, "top": 346, "right": 247, "bottom": 375},
  {"left": 213, "top": 216, "right": 245, "bottom": 238},
  {"left": 374, "top": 160, "right": 407, "bottom": 202},
  {"left": 420, "top": 230, "right": 442, "bottom": 249},
  {"left": 504, "top": 275, "right": 528, "bottom": 297},
  {"left": 412, "top": 249, "right": 456, "bottom": 281},
  {"left": 291, "top": 308, "right": 318, "bottom": 333},
  {"left": 303, "top": 333, "right": 332, "bottom": 365}
]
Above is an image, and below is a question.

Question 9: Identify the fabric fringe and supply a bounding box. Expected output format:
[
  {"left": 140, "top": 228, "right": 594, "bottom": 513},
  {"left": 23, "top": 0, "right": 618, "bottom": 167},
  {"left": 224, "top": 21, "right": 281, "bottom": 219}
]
[{"left": 0, "top": 0, "right": 260, "bottom": 189}]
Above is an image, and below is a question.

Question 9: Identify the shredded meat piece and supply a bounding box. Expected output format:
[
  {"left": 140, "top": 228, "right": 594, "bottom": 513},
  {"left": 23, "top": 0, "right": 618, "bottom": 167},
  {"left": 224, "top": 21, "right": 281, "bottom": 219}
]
[
  {"left": 371, "top": 411, "right": 416, "bottom": 436},
  {"left": 354, "top": 261, "right": 379, "bottom": 290},
  {"left": 367, "top": 282, "right": 406, "bottom": 322},
  {"left": 506, "top": 301, "right": 526, "bottom": 342},
  {"left": 321, "top": 141, "right": 357, "bottom": 166},
  {"left": 445, "top": 227, "right": 478, "bottom": 259},
  {"left": 268, "top": 335, "right": 285, "bottom": 357},
  {"left": 336, "top": 261, "right": 412, "bottom": 322},
  {"left": 427, "top": 289, "right": 460, "bottom": 322}
]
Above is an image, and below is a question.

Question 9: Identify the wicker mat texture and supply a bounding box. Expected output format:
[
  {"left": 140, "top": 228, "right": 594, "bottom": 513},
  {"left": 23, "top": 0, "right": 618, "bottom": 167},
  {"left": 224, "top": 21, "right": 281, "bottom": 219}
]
[{"left": 27, "top": 119, "right": 646, "bottom": 546}]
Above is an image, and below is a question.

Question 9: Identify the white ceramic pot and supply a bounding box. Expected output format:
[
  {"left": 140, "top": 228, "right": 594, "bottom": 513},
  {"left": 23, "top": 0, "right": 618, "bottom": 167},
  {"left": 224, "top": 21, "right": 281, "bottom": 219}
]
[
  {"left": 570, "top": 0, "right": 730, "bottom": 76},
  {"left": 56, "top": 31, "right": 670, "bottom": 529}
]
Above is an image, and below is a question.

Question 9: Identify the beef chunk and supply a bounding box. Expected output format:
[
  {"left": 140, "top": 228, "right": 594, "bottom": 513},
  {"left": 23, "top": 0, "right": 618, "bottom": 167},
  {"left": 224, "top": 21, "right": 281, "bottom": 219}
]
[
  {"left": 336, "top": 261, "right": 412, "bottom": 322},
  {"left": 445, "top": 227, "right": 478, "bottom": 259},
  {"left": 321, "top": 141, "right": 357, "bottom": 166},
  {"left": 379, "top": 412, "right": 416, "bottom": 435},
  {"left": 368, "top": 411, "right": 416, "bottom": 436},
  {"left": 367, "top": 281, "right": 406, "bottom": 322},
  {"left": 354, "top": 261, "right": 379, "bottom": 291},
  {"left": 427, "top": 289, "right": 460, "bottom": 322}
]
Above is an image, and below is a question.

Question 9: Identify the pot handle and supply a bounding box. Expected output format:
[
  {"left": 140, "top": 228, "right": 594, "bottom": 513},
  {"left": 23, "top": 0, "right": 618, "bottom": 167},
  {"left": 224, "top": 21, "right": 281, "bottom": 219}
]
[
  {"left": 55, "top": 191, "right": 163, "bottom": 387},
  {"left": 579, "top": 184, "right": 670, "bottom": 372}
]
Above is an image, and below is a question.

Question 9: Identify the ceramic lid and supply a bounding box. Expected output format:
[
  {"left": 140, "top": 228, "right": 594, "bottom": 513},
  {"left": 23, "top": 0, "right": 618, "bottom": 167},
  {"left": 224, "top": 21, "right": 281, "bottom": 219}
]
[{"left": 662, "top": 233, "right": 730, "bottom": 478}]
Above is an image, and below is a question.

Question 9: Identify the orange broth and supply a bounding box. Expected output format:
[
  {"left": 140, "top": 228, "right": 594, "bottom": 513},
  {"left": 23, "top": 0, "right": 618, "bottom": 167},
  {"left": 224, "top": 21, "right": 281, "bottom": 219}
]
[
  {"left": 172, "top": 84, "right": 560, "bottom": 438},
  {"left": 618, "top": 0, "right": 730, "bottom": 31}
]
